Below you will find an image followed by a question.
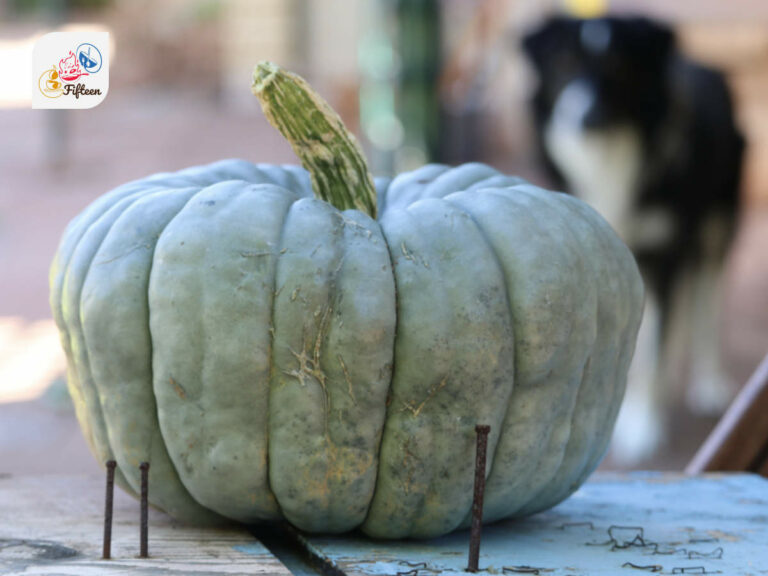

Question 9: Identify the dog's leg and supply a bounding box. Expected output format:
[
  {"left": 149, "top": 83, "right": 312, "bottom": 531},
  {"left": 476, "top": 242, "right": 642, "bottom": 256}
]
[
  {"left": 611, "top": 288, "right": 664, "bottom": 465},
  {"left": 686, "top": 213, "right": 734, "bottom": 414}
]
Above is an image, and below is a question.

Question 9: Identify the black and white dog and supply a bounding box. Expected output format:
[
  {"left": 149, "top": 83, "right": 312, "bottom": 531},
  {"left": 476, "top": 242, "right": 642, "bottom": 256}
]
[{"left": 522, "top": 16, "right": 744, "bottom": 463}]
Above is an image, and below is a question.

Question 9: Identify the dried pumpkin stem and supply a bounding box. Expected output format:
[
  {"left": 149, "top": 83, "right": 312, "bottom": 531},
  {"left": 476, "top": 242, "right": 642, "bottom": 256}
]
[{"left": 252, "top": 61, "right": 377, "bottom": 219}]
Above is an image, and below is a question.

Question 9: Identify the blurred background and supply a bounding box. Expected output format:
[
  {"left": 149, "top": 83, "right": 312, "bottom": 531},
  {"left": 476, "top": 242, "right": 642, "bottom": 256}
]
[{"left": 1, "top": 0, "right": 767, "bottom": 475}]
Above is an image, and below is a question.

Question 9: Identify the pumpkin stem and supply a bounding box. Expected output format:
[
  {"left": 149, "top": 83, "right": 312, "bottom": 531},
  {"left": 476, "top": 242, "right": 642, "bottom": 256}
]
[{"left": 251, "top": 61, "right": 377, "bottom": 219}]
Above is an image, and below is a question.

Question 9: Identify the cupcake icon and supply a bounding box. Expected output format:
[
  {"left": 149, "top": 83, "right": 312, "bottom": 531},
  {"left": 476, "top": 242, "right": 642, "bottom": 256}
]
[{"left": 39, "top": 66, "right": 63, "bottom": 98}]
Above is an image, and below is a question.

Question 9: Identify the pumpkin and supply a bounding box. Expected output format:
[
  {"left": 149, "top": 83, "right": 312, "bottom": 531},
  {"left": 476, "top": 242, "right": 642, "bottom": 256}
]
[{"left": 50, "top": 62, "right": 643, "bottom": 539}]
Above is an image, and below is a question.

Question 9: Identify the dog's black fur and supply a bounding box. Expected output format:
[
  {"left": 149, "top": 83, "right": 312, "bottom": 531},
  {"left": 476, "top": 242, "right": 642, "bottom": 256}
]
[{"left": 522, "top": 15, "right": 744, "bottom": 325}]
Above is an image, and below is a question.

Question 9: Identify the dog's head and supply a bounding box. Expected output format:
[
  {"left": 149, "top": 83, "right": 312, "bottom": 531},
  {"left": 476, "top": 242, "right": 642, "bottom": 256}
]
[{"left": 522, "top": 16, "right": 675, "bottom": 129}]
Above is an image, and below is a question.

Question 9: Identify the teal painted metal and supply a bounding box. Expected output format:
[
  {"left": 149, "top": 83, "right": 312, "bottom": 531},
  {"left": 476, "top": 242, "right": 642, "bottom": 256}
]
[{"left": 297, "top": 472, "right": 768, "bottom": 575}]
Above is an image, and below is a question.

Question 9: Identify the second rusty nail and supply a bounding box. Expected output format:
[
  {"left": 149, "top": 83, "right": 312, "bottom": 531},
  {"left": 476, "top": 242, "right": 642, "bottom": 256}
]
[
  {"left": 467, "top": 424, "right": 491, "bottom": 573},
  {"left": 139, "top": 462, "right": 150, "bottom": 558},
  {"left": 102, "top": 460, "right": 116, "bottom": 560}
]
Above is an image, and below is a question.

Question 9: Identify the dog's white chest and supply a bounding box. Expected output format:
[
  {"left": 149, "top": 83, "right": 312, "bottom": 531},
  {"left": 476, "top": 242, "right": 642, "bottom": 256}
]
[{"left": 544, "top": 107, "right": 643, "bottom": 241}]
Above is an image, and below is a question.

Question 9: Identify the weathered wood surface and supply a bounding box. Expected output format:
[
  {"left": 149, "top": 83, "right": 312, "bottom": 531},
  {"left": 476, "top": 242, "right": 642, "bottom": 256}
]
[
  {"left": 299, "top": 472, "right": 768, "bottom": 575},
  {"left": 0, "top": 473, "right": 290, "bottom": 575},
  {"left": 3, "top": 472, "right": 768, "bottom": 575}
]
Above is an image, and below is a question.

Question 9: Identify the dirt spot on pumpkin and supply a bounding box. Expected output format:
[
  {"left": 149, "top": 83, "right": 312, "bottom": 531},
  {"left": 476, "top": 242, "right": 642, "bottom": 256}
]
[
  {"left": 400, "top": 376, "right": 447, "bottom": 418},
  {"left": 169, "top": 376, "right": 187, "bottom": 400},
  {"left": 93, "top": 243, "right": 151, "bottom": 265},
  {"left": 284, "top": 304, "right": 334, "bottom": 431},
  {"left": 400, "top": 436, "right": 418, "bottom": 495},
  {"left": 337, "top": 354, "right": 357, "bottom": 405},
  {"left": 400, "top": 241, "right": 430, "bottom": 269}
]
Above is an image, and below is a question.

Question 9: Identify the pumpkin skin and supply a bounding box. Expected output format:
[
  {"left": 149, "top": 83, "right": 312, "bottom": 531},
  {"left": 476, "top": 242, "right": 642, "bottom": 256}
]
[{"left": 50, "top": 158, "right": 643, "bottom": 539}]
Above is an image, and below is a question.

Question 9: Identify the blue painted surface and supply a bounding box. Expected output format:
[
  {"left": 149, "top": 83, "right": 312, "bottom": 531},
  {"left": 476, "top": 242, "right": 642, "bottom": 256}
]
[{"left": 300, "top": 473, "right": 768, "bottom": 575}]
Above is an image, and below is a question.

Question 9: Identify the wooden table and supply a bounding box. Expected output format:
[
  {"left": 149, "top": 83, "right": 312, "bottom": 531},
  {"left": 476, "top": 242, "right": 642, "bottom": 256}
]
[
  {"left": 0, "top": 473, "right": 289, "bottom": 575},
  {"left": 2, "top": 472, "right": 766, "bottom": 575}
]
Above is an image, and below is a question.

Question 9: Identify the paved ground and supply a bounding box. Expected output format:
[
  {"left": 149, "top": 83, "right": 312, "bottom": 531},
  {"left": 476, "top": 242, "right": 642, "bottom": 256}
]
[{"left": 1, "top": 91, "right": 768, "bottom": 475}]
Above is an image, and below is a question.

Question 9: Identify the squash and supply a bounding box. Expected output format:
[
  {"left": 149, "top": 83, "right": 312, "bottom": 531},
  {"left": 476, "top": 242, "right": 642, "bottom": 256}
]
[{"left": 50, "top": 62, "right": 643, "bottom": 539}]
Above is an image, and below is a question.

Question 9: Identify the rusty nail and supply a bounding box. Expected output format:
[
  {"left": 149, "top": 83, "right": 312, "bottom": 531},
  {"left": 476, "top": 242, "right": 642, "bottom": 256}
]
[
  {"left": 102, "top": 460, "right": 116, "bottom": 559},
  {"left": 468, "top": 424, "right": 491, "bottom": 573},
  {"left": 139, "top": 462, "right": 150, "bottom": 558}
]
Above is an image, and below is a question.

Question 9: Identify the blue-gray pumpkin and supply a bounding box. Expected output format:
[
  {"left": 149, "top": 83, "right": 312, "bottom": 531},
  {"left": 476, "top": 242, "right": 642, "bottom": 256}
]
[{"left": 50, "top": 62, "right": 643, "bottom": 539}]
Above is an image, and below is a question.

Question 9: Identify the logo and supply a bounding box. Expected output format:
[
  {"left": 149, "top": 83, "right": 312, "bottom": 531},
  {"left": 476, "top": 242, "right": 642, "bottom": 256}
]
[{"left": 33, "top": 32, "right": 108, "bottom": 109}]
